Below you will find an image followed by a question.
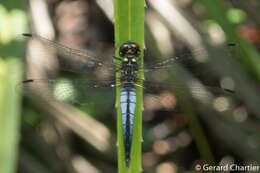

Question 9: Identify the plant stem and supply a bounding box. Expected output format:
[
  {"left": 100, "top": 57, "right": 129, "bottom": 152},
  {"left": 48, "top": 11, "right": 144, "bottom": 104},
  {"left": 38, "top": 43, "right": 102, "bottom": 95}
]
[{"left": 114, "top": 0, "right": 144, "bottom": 172}]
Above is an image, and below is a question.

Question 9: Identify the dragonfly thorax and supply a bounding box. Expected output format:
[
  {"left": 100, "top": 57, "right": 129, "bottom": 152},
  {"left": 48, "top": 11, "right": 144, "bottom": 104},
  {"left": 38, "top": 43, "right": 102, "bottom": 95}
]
[
  {"left": 119, "top": 41, "right": 140, "bottom": 85},
  {"left": 120, "top": 62, "right": 138, "bottom": 83}
]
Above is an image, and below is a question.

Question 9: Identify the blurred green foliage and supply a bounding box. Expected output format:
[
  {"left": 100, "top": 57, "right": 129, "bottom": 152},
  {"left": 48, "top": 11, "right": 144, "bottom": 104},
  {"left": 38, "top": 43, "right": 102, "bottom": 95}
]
[
  {"left": 0, "top": 2, "right": 26, "bottom": 173},
  {"left": 226, "top": 8, "right": 247, "bottom": 24}
]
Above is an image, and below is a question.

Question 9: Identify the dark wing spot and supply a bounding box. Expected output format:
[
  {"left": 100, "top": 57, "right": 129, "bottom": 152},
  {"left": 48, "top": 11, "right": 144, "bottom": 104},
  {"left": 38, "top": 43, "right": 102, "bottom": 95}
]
[
  {"left": 22, "top": 79, "right": 34, "bottom": 83},
  {"left": 223, "top": 88, "right": 235, "bottom": 93},
  {"left": 227, "top": 42, "right": 237, "bottom": 47},
  {"left": 22, "top": 33, "right": 32, "bottom": 37}
]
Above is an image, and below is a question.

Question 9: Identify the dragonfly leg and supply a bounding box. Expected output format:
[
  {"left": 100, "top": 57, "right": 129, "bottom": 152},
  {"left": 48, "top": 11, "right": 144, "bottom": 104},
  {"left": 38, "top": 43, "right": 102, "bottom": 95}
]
[{"left": 113, "top": 55, "right": 122, "bottom": 61}]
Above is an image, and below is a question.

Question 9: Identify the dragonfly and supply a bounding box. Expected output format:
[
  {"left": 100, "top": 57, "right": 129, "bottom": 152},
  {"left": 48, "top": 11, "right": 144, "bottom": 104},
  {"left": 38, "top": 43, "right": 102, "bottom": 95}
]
[{"left": 20, "top": 33, "right": 234, "bottom": 168}]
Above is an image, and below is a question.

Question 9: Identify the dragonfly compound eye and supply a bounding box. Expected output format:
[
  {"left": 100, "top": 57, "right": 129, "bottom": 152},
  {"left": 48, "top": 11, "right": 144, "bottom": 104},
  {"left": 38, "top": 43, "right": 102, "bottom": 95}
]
[
  {"left": 119, "top": 44, "right": 130, "bottom": 57},
  {"left": 119, "top": 42, "right": 140, "bottom": 57},
  {"left": 130, "top": 45, "right": 140, "bottom": 56}
]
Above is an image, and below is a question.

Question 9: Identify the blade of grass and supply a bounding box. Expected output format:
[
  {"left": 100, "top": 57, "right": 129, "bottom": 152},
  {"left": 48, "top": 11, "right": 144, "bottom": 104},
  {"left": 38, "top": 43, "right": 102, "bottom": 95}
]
[
  {"left": 0, "top": 2, "right": 26, "bottom": 172},
  {"left": 114, "top": 0, "right": 144, "bottom": 172},
  {"left": 0, "top": 59, "right": 23, "bottom": 173}
]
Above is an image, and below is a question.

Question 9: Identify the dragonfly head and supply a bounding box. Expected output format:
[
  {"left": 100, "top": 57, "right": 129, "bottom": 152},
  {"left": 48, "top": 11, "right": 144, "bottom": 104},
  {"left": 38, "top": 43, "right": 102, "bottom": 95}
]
[{"left": 119, "top": 41, "right": 140, "bottom": 58}]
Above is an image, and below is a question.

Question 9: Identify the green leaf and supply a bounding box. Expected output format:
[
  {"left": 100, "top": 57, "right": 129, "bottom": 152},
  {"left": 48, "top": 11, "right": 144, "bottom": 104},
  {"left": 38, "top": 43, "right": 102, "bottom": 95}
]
[
  {"left": 114, "top": 0, "right": 144, "bottom": 172},
  {"left": 0, "top": 58, "right": 23, "bottom": 173},
  {"left": 0, "top": 3, "right": 26, "bottom": 173}
]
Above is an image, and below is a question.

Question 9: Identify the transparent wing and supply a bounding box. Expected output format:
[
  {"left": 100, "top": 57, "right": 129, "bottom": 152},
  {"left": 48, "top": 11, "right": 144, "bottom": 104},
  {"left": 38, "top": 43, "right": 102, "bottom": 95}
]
[
  {"left": 18, "top": 78, "right": 117, "bottom": 107},
  {"left": 18, "top": 76, "right": 235, "bottom": 114},
  {"left": 140, "top": 45, "right": 236, "bottom": 111},
  {"left": 141, "top": 80, "right": 235, "bottom": 111},
  {"left": 141, "top": 44, "right": 236, "bottom": 74},
  {"left": 23, "top": 33, "right": 118, "bottom": 74},
  {"left": 141, "top": 49, "right": 206, "bottom": 73}
]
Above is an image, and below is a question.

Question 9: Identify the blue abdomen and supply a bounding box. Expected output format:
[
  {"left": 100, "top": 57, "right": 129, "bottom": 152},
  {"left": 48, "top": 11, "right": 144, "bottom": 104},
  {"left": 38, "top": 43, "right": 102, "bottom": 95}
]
[{"left": 120, "top": 86, "right": 136, "bottom": 168}]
